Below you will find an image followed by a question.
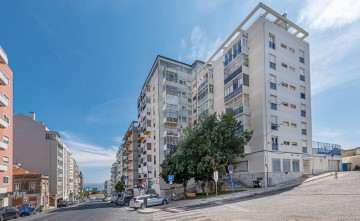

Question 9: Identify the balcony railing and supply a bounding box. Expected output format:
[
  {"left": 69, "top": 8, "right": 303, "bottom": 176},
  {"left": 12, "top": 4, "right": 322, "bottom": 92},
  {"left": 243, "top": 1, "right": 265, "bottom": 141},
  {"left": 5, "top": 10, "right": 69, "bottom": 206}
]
[
  {"left": 0, "top": 118, "right": 9, "bottom": 129},
  {"left": 0, "top": 141, "right": 8, "bottom": 150},
  {"left": 234, "top": 106, "right": 243, "bottom": 115},
  {"left": 163, "top": 117, "right": 178, "bottom": 125},
  {"left": 0, "top": 45, "right": 8, "bottom": 64},
  {"left": 0, "top": 70, "right": 9, "bottom": 86},
  {"left": 224, "top": 86, "right": 242, "bottom": 102},
  {"left": 0, "top": 164, "right": 7, "bottom": 172},
  {"left": 198, "top": 78, "right": 208, "bottom": 91},
  {"left": 224, "top": 66, "right": 242, "bottom": 85}
]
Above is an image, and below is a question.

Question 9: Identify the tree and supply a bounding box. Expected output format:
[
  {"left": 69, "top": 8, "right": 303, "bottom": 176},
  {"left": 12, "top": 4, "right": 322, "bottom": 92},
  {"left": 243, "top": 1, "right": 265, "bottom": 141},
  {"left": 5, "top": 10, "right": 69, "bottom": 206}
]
[
  {"left": 160, "top": 111, "right": 252, "bottom": 194},
  {"left": 83, "top": 189, "right": 90, "bottom": 198},
  {"left": 91, "top": 188, "right": 99, "bottom": 194},
  {"left": 115, "top": 176, "right": 125, "bottom": 193}
]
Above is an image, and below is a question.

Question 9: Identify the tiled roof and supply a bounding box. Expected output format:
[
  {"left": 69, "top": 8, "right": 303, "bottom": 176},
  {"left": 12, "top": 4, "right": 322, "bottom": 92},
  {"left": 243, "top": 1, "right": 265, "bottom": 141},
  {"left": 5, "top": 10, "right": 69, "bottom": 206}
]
[{"left": 13, "top": 167, "right": 38, "bottom": 175}]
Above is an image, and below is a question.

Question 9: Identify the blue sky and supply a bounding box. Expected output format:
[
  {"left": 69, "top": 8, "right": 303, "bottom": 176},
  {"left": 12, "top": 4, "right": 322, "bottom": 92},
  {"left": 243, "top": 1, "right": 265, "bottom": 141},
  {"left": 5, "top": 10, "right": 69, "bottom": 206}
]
[{"left": 1, "top": 0, "right": 359, "bottom": 183}]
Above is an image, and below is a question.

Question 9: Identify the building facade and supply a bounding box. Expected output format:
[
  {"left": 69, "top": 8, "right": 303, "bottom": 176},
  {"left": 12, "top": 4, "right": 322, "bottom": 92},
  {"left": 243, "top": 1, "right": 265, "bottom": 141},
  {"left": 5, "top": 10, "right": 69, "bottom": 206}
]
[
  {"left": 104, "top": 180, "right": 112, "bottom": 197},
  {"left": 13, "top": 113, "right": 82, "bottom": 206},
  {"left": 11, "top": 166, "right": 49, "bottom": 209},
  {"left": 0, "top": 44, "right": 13, "bottom": 207}
]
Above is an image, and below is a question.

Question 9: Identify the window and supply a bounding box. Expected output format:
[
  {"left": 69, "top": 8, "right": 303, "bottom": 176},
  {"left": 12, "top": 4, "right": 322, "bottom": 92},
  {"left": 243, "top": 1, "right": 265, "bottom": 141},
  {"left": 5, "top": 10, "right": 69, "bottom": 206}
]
[
  {"left": 291, "top": 123, "right": 297, "bottom": 128},
  {"left": 289, "top": 66, "right": 295, "bottom": 72},
  {"left": 289, "top": 47, "right": 295, "bottom": 53},
  {"left": 302, "top": 141, "right": 308, "bottom": 153},
  {"left": 3, "top": 136, "right": 9, "bottom": 144},
  {"left": 271, "top": 115, "right": 278, "bottom": 130},
  {"left": 270, "top": 75, "right": 276, "bottom": 90},
  {"left": 269, "top": 34, "right": 276, "bottom": 49},
  {"left": 302, "top": 122, "right": 307, "bottom": 135},
  {"left": 281, "top": 82, "right": 288, "bottom": 87},
  {"left": 299, "top": 50, "right": 305, "bottom": 63},
  {"left": 3, "top": 115, "right": 10, "bottom": 124},
  {"left": 290, "top": 104, "right": 296, "bottom": 109},
  {"left": 270, "top": 95, "right": 277, "bottom": 110},
  {"left": 154, "top": 156, "right": 156, "bottom": 165},
  {"left": 270, "top": 54, "right": 276, "bottom": 69},
  {"left": 283, "top": 159, "right": 291, "bottom": 172},
  {"left": 292, "top": 160, "right": 300, "bottom": 172},
  {"left": 236, "top": 161, "right": 248, "bottom": 172},
  {"left": 147, "top": 155, "right": 152, "bottom": 162},
  {"left": 290, "top": 85, "right": 296, "bottom": 90},
  {"left": 3, "top": 156, "right": 9, "bottom": 164},
  {"left": 281, "top": 43, "right": 287, "bottom": 49},
  {"left": 302, "top": 147, "right": 308, "bottom": 153},
  {"left": 284, "top": 141, "right": 290, "bottom": 145},
  {"left": 301, "top": 104, "right": 306, "bottom": 117},
  {"left": 14, "top": 183, "right": 20, "bottom": 191},
  {"left": 283, "top": 121, "right": 289, "bottom": 126},
  {"left": 29, "top": 182, "right": 36, "bottom": 190},
  {"left": 292, "top": 142, "right": 298, "bottom": 146},
  {"left": 154, "top": 169, "right": 157, "bottom": 177},
  {"left": 281, "top": 63, "right": 288, "bottom": 68},
  {"left": 283, "top": 102, "right": 289, "bottom": 107},
  {"left": 300, "top": 68, "right": 305, "bottom": 81},
  {"left": 272, "top": 136, "right": 278, "bottom": 150},
  {"left": 272, "top": 159, "right": 281, "bottom": 172},
  {"left": 3, "top": 177, "right": 9, "bottom": 184}
]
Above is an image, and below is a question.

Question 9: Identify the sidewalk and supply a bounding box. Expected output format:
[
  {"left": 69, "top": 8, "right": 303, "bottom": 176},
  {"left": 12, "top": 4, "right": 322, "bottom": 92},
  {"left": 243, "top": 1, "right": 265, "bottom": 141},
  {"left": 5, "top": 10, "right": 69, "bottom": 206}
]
[{"left": 135, "top": 172, "right": 334, "bottom": 214}]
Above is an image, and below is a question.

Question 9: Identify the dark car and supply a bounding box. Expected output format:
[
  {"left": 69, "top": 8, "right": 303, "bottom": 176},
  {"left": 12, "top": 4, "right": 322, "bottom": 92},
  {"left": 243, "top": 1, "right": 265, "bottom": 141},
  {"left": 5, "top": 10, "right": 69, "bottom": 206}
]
[
  {"left": 0, "top": 206, "right": 20, "bottom": 220},
  {"left": 57, "top": 201, "right": 69, "bottom": 208},
  {"left": 115, "top": 196, "right": 133, "bottom": 206},
  {"left": 19, "top": 204, "right": 37, "bottom": 216}
]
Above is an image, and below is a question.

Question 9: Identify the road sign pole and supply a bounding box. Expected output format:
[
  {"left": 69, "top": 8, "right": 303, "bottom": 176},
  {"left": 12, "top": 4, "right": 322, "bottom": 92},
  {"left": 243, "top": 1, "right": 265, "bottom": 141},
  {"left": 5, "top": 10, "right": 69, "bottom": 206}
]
[{"left": 231, "top": 172, "right": 234, "bottom": 195}]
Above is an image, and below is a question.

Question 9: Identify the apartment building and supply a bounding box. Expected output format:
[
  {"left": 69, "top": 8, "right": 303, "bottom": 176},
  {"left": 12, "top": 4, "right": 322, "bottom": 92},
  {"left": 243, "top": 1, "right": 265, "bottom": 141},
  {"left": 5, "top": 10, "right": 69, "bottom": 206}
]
[
  {"left": 193, "top": 3, "right": 312, "bottom": 187},
  {"left": 0, "top": 44, "right": 13, "bottom": 207},
  {"left": 136, "top": 56, "right": 204, "bottom": 196},
  {"left": 104, "top": 180, "right": 112, "bottom": 197},
  {"left": 13, "top": 112, "right": 82, "bottom": 206},
  {"left": 122, "top": 121, "right": 140, "bottom": 194},
  {"left": 110, "top": 162, "right": 117, "bottom": 194}
]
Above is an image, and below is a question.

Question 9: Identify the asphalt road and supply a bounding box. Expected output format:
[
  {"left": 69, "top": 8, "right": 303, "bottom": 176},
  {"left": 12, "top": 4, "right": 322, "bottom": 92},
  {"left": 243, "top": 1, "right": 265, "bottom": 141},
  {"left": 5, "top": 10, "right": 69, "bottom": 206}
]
[
  {"left": 18, "top": 200, "right": 144, "bottom": 221},
  {"left": 17, "top": 172, "right": 360, "bottom": 221}
]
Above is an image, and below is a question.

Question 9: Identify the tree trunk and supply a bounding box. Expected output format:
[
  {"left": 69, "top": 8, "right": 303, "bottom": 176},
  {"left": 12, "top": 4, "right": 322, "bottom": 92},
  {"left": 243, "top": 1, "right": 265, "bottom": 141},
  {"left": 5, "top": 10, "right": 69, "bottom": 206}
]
[
  {"left": 183, "top": 183, "right": 187, "bottom": 197},
  {"left": 201, "top": 182, "right": 205, "bottom": 194}
]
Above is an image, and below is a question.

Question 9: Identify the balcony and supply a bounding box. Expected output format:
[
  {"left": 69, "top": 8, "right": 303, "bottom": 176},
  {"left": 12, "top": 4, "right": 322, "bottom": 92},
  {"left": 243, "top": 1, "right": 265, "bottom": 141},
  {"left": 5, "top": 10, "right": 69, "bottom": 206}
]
[
  {"left": 123, "top": 148, "right": 132, "bottom": 156},
  {"left": 224, "top": 66, "right": 242, "bottom": 85},
  {"left": 0, "top": 45, "right": 8, "bottom": 64},
  {"left": 163, "top": 117, "right": 178, "bottom": 126},
  {"left": 0, "top": 70, "right": 9, "bottom": 86},
  {"left": 124, "top": 157, "right": 133, "bottom": 164},
  {"left": 0, "top": 141, "right": 8, "bottom": 150},
  {"left": 0, "top": 164, "right": 8, "bottom": 172},
  {"left": 234, "top": 106, "right": 243, "bottom": 116},
  {"left": 224, "top": 86, "right": 242, "bottom": 102},
  {"left": 142, "top": 126, "right": 151, "bottom": 136},
  {"left": 124, "top": 138, "right": 132, "bottom": 147},
  {"left": 0, "top": 118, "right": 8, "bottom": 129}
]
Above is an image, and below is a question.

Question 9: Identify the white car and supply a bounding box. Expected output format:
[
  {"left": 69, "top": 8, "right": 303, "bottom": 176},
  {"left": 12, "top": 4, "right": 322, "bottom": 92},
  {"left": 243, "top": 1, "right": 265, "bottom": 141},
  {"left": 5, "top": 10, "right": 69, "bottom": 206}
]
[{"left": 129, "top": 195, "right": 168, "bottom": 209}]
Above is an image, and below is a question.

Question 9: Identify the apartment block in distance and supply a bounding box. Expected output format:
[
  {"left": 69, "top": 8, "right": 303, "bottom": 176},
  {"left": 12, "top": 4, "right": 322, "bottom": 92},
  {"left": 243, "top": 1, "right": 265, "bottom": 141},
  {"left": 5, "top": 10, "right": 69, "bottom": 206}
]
[
  {"left": 136, "top": 56, "right": 204, "bottom": 196},
  {"left": 14, "top": 113, "right": 77, "bottom": 206},
  {"left": 193, "top": 3, "right": 312, "bottom": 187},
  {"left": 122, "top": 121, "right": 140, "bottom": 195},
  {"left": 0, "top": 44, "right": 13, "bottom": 207}
]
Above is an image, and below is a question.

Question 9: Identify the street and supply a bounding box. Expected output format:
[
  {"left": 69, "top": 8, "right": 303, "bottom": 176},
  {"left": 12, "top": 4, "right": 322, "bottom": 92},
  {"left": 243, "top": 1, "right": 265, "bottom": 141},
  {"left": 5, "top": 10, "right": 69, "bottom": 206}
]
[{"left": 19, "top": 172, "right": 360, "bottom": 221}]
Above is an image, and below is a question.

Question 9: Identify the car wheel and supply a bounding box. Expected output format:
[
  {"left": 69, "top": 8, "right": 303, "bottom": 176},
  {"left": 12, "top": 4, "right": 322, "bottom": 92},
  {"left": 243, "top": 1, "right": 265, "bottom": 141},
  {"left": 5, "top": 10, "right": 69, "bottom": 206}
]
[
  {"left": 16, "top": 212, "right": 20, "bottom": 218},
  {"left": 162, "top": 200, "right": 167, "bottom": 205},
  {"left": 140, "top": 203, "right": 145, "bottom": 209},
  {"left": 0, "top": 215, "right": 4, "bottom": 221}
]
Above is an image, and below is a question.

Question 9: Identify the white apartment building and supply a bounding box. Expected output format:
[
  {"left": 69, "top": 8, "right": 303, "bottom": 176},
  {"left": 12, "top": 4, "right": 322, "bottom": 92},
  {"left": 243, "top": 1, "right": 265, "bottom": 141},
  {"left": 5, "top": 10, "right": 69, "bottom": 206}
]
[
  {"left": 194, "top": 3, "right": 312, "bottom": 187},
  {"left": 14, "top": 112, "right": 82, "bottom": 205},
  {"left": 136, "top": 56, "right": 204, "bottom": 196},
  {"left": 104, "top": 180, "right": 112, "bottom": 197}
]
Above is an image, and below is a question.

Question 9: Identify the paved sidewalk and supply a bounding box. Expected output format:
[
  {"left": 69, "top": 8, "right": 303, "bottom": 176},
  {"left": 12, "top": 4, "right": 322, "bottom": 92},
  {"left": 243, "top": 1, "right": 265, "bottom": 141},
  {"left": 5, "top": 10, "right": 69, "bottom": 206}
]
[{"left": 135, "top": 172, "right": 334, "bottom": 214}]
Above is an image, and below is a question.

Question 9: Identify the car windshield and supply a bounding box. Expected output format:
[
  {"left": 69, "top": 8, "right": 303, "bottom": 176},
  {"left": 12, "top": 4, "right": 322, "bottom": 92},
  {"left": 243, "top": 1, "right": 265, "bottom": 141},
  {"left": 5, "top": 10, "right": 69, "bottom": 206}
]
[{"left": 21, "top": 204, "right": 31, "bottom": 208}]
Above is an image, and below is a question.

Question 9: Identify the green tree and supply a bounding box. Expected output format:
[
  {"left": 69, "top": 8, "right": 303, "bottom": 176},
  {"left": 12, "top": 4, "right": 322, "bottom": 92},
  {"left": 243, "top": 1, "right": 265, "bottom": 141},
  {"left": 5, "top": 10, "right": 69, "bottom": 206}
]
[
  {"left": 160, "top": 111, "right": 252, "bottom": 194},
  {"left": 83, "top": 189, "right": 90, "bottom": 198},
  {"left": 115, "top": 176, "right": 125, "bottom": 193}
]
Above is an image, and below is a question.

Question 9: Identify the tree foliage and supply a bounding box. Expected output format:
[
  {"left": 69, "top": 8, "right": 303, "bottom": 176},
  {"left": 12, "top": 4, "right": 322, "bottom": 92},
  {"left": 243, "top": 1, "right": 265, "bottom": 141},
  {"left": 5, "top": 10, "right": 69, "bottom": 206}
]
[
  {"left": 115, "top": 176, "right": 125, "bottom": 193},
  {"left": 160, "top": 111, "right": 252, "bottom": 193}
]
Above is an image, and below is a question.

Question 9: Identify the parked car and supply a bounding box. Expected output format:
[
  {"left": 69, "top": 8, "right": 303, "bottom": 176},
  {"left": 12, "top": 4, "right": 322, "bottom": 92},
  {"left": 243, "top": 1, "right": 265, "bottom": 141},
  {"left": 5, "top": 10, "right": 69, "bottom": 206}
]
[
  {"left": 129, "top": 195, "right": 167, "bottom": 209},
  {"left": 57, "top": 201, "right": 69, "bottom": 208},
  {"left": 19, "top": 204, "right": 37, "bottom": 216},
  {"left": 110, "top": 196, "right": 118, "bottom": 203},
  {"left": 0, "top": 206, "right": 20, "bottom": 220},
  {"left": 103, "top": 197, "right": 111, "bottom": 202},
  {"left": 115, "top": 196, "right": 133, "bottom": 206}
]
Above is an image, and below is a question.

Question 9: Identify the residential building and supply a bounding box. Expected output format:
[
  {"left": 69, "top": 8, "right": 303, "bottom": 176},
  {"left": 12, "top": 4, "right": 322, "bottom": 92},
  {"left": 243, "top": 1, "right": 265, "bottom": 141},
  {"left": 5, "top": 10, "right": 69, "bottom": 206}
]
[
  {"left": 341, "top": 147, "right": 360, "bottom": 171},
  {"left": 121, "top": 121, "right": 140, "bottom": 195},
  {"left": 136, "top": 56, "right": 202, "bottom": 196},
  {"left": 10, "top": 166, "right": 49, "bottom": 209},
  {"left": 13, "top": 112, "right": 82, "bottom": 206},
  {"left": 311, "top": 141, "right": 342, "bottom": 174},
  {"left": 104, "top": 180, "right": 112, "bottom": 197},
  {"left": 192, "top": 3, "right": 312, "bottom": 187},
  {"left": 0, "top": 44, "right": 13, "bottom": 207},
  {"left": 110, "top": 162, "right": 117, "bottom": 194}
]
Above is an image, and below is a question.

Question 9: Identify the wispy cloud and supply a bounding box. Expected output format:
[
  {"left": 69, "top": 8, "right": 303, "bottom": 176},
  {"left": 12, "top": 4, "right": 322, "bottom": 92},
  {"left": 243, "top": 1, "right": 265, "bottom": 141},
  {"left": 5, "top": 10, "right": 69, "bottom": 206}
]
[
  {"left": 29, "top": 10, "right": 52, "bottom": 35},
  {"left": 60, "top": 131, "right": 117, "bottom": 168},
  {"left": 186, "top": 26, "right": 223, "bottom": 61},
  {"left": 86, "top": 96, "right": 136, "bottom": 124},
  {"left": 180, "top": 38, "right": 187, "bottom": 50},
  {"left": 298, "top": 0, "right": 360, "bottom": 30}
]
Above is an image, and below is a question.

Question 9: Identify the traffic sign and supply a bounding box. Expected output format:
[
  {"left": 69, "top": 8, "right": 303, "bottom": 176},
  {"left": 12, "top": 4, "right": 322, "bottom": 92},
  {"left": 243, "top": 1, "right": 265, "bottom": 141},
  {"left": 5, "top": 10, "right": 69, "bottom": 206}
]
[
  {"left": 213, "top": 171, "right": 218, "bottom": 182},
  {"left": 141, "top": 181, "right": 147, "bottom": 188},
  {"left": 228, "top": 165, "right": 233, "bottom": 173},
  {"left": 168, "top": 175, "right": 174, "bottom": 182},
  {"left": 149, "top": 181, "right": 153, "bottom": 186}
]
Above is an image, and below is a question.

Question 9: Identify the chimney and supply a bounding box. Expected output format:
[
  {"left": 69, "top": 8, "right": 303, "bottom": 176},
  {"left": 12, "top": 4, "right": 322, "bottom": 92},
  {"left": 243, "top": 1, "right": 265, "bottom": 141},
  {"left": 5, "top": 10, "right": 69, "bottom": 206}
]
[{"left": 29, "top": 112, "right": 36, "bottom": 121}]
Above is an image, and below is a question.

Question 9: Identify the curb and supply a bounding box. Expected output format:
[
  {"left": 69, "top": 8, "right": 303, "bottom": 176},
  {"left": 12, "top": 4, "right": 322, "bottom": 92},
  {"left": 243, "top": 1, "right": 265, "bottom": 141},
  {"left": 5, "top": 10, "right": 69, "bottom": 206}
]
[{"left": 135, "top": 173, "right": 333, "bottom": 214}]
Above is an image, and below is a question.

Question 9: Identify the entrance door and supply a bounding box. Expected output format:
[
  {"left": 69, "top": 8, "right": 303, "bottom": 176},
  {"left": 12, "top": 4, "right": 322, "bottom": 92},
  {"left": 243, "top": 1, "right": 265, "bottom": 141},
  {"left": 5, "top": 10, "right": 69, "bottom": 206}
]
[
  {"left": 329, "top": 160, "right": 339, "bottom": 172},
  {"left": 303, "top": 159, "right": 311, "bottom": 174}
]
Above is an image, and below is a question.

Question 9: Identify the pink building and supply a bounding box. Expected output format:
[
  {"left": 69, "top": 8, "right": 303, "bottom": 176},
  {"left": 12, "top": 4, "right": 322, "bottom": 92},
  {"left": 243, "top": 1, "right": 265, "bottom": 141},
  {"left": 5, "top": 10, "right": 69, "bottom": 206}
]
[{"left": 0, "top": 44, "right": 13, "bottom": 206}]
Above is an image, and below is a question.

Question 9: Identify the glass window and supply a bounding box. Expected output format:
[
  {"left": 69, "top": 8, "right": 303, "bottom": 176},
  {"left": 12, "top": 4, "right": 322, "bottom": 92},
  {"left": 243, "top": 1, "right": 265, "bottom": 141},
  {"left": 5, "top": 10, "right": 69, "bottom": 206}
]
[
  {"left": 272, "top": 159, "right": 281, "bottom": 172},
  {"left": 283, "top": 159, "right": 291, "bottom": 172},
  {"left": 292, "top": 160, "right": 300, "bottom": 172}
]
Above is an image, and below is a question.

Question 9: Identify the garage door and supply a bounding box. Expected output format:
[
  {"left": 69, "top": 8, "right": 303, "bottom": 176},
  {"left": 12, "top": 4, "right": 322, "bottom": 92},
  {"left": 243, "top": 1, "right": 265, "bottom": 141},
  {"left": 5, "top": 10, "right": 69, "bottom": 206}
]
[{"left": 329, "top": 160, "right": 339, "bottom": 172}]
